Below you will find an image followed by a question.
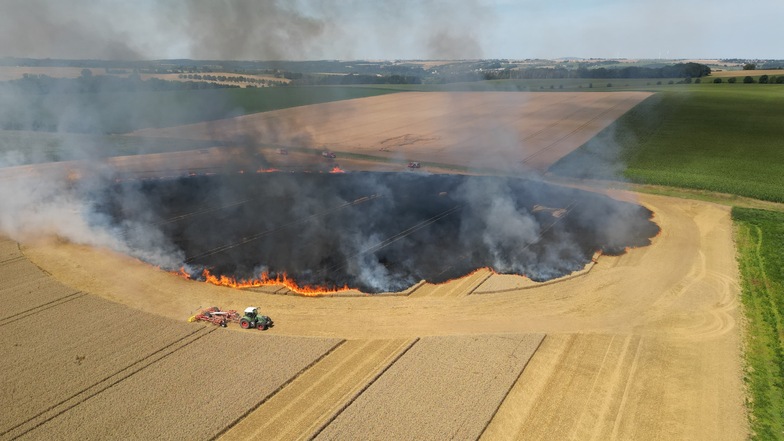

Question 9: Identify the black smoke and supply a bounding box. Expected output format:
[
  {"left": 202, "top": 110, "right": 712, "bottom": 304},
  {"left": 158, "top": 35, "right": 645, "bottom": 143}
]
[{"left": 94, "top": 172, "right": 659, "bottom": 293}]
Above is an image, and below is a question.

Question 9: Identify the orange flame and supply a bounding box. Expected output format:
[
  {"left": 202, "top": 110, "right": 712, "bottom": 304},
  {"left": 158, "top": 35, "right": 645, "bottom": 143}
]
[
  {"left": 197, "top": 269, "right": 353, "bottom": 296},
  {"left": 329, "top": 166, "right": 345, "bottom": 174},
  {"left": 256, "top": 167, "right": 280, "bottom": 173}
]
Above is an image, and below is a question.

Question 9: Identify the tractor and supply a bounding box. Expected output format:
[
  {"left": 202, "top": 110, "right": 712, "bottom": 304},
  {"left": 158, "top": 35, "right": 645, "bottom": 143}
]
[{"left": 239, "top": 307, "right": 273, "bottom": 330}]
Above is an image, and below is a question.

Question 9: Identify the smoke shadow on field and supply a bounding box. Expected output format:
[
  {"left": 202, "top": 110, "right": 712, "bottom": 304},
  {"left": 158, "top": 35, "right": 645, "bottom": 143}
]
[{"left": 95, "top": 172, "right": 659, "bottom": 293}]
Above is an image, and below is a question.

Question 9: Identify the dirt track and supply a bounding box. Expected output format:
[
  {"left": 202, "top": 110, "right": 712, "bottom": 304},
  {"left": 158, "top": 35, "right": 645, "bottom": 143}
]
[{"left": 15, "top": 191, "right": 748, "bottom": 440}]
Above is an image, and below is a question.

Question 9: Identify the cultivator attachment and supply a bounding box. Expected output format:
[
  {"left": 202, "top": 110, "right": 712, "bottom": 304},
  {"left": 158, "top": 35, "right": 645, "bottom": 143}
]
[{"left": 188, "top": 306, "right": 240, "bottom": 327}]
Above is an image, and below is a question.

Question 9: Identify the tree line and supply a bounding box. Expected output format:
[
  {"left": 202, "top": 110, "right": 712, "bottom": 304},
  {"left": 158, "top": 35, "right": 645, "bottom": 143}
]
[
  {"left": 6, "top": 72, "right": 239, "bottom": 94},
  {"left": 483, "top": 62, "right": 712, "bottom": 81}
]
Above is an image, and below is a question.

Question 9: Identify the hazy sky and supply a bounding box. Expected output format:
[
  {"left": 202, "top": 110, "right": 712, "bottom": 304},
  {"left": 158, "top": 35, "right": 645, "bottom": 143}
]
[{"left": 0, "top": 0, "right": 780, "bottom": 60}]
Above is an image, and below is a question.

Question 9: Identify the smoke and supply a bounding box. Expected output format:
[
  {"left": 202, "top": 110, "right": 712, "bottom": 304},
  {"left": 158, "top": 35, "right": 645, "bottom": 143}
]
[
  {"left": 0, "top": 0, "right": 495, "bottom": 61},
  {"left": 0, "top": 0, "right": 657, "bottom": 295},
  {"left": 83, "top": 172, "right": 657, "bottom": 293}
]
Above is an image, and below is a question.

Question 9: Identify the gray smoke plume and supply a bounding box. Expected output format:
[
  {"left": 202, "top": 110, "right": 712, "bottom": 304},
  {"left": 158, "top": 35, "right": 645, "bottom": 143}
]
[
  {"left": 0, "top": 0, "right": 494, "bottom": 60},
  {"left": 0, "top": 0, "right": 655, "bottom": 294}
]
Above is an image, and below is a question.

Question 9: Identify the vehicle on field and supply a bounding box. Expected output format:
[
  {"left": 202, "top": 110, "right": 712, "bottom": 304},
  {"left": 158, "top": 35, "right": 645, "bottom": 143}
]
[
  {"left": 188, "top": 306, "right": 273, "bottom": 330},
  {"left": 408, "top": 162, "right": 421, "bottom": 168},
  {"left": 240, "top": 307, "right": 274, "bottom": 330},
  {"left": 322, "top": 151, "right": 336, "bottom": 158}
]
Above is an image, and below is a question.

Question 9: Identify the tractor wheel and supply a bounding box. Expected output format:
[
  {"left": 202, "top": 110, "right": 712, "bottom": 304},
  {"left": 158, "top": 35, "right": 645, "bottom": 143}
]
[
  {"left": 240, "top": 320, "right": 251, "bottom": 329},
  {"left": 257, "top": 323, "right": 266, "bottom": 330}
]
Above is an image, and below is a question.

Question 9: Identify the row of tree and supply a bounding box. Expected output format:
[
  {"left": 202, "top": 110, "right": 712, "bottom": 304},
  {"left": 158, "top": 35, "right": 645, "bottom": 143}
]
[
  {"left": 8, "top": 72, "right": 239, "bottom": 94},
  {"left": 482, "top": 63, "right": 711, "bottom": 81},
  {"left": 176, "top": 73, "right": 287, "bottom": 86}
]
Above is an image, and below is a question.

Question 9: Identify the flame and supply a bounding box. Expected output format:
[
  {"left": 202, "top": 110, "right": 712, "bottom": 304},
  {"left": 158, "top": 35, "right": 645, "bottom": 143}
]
[
  {"left": 329, "top": 166, "right": 345, "bottom": 174},
  {"left": 256, "top": 167, "right": 280, "bottom": 173},
  {"left": 197, "top": 269, "right": 353, "bottom": 296}
]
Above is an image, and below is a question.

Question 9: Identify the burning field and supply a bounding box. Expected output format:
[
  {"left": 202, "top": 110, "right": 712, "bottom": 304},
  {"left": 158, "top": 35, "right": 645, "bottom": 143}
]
[{"left": 95, "top": 172, "right": 659, "bottom": 293}]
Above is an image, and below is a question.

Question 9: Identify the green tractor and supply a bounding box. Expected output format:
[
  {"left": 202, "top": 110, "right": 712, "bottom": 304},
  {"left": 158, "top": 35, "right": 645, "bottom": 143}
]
[{"left": 239, "top": 307, "right": 273, "bottom": 330}]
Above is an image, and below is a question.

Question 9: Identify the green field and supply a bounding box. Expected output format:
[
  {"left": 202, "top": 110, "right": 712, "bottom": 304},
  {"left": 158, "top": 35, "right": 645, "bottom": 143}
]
[
  {"left": 733, "top": 207, "right": 784, "bottom": 440},
  {"left": 0, "top": 85, "right": 398, "bottom": 135},
  {"left": 550, "top": 86, "right": 784, "bottom": 202}
]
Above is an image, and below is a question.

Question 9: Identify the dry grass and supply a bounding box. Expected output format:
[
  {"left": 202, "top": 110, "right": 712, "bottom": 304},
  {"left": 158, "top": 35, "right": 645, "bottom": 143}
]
[{"left": 314, "top": 334, "right": 543, "bottom": 440}]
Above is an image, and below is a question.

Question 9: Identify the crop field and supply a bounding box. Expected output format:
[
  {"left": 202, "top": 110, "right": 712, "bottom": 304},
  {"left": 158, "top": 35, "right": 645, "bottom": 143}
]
[
  {"left": 0, "top": 244, "right": 341, "bottom": 440},
  {"left": 550, "top": 87, "right": 784, "bottom": 202},
  {"left": 314, "top": 334, "right": 544, "bottom": 440},
  {"left": 1, "top": 85, "right": 762, "bottom": 440},
  {"left": 18, "top": 331, "right": 340, "bottom": 440},
  {"left": 132, "top": 91, "right": 652, "bottom": 173},
  {"left": 221, "top": 338, "right": 415, "bottom": 440},
  {"left": 733, "top": 207, "right": 784, "bottom": 439}
]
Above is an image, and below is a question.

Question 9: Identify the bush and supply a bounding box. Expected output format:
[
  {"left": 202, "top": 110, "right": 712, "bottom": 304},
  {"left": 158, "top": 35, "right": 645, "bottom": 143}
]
[
  {"left": 607, "top": 83, "right": 612, "bottom": 87},
  {"left": 668, "top": 80, "right": 674, "bottom": 85},
  {"left": 728, "top": 77, "right": 737, "bottom": 83},
  {"left": 656, "top": 81, "right": 662, "bottom": 85},
  {"left": 759, "top": 75, "right": 769, "bottom": 84},
  {"left": 695, "top": 78, "right": 701, "bottom": 84},
  {"left": 777, "top": 76, "right": 784, "bottom": 84},
  {"left": 743, "top": 76, "right": 754, "bottom": 84},
  {"left": 713, "top": 77, "right": 723, "bottom": 83}
]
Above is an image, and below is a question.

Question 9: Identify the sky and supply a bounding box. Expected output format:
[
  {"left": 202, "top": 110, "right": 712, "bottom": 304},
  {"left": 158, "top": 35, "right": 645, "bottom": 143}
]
[{"left": 0, "top": 0, "right": 781, "bottom": 61}]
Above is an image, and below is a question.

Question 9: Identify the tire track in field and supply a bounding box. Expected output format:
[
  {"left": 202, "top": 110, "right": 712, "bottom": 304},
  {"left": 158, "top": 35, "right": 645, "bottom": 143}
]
[
  {"left": 481, "top": 334, "right": 645, "bottom": 441},
  {"left": 219, "top": 338, "right": 414, "bottom": 441},
  {"left": 3, "top": 326, "right": 215, "bottom": 440},
  {"left": 0, "top": 291, "right": 84, "bottom": 327},
  {"left": 409, "top": 269, "right": 492, "bottom": 298}
]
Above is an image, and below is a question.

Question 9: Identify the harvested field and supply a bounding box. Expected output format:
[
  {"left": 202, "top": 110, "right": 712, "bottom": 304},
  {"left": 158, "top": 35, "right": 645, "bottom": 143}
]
[
  {"left": 18, "top": 332, "right": 339, "bottom": 440},
  {"left": 314, "top": 334, "right": 543, "bottom": 440},
  {"left": 221, "top": 338, "right": 414, "bottom": 440},
  {"left": 131, "top": 91, "right": 652, "bottom": 173}
]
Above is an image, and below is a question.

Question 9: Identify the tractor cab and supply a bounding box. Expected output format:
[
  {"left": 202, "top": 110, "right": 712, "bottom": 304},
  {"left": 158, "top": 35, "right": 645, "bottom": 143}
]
[{"left": 243, "top": 307, "right": 258, "bottom": 319}]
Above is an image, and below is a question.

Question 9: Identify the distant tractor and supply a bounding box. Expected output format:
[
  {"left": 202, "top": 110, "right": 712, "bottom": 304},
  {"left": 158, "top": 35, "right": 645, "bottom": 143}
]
[
  {"left": 240, "top": 307, "right": 273, "bottom": 330},
  {"left": 408, "top": 162, "right": 421, "bottom": 169},
  {"left": 278, "top": 148, "right": 288, "bottom": 155},
  {"left": 322, "top": 151, "right": 336, "bottom": 159}
]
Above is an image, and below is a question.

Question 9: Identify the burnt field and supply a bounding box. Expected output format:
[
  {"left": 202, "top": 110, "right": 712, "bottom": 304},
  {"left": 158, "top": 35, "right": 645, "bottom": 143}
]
[{"left": 95, "top": 172, "right": 659, "bottom": 293}]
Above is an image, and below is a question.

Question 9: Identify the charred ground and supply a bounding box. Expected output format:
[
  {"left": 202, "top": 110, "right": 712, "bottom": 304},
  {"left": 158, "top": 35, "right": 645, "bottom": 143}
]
[{"left": 96, "top": 172, "right": 659, "bottom": 293}]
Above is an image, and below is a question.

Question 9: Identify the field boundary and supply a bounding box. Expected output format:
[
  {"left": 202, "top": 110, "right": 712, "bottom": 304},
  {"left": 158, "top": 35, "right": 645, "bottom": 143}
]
[
  {"left": 477, "top": 334, "right": 547, "bottom": 438},
  {"left": 474, "top": 252, "right": 602, "bottom": 294},
  {"left": 307, "top": 337, "right": 421, "bottom": 440},
  {"left": 211, "top": 339, "right": 348, "bottom": 440},
  {"left": 4, "top": 326, "right": 215, "bottom": 440}
]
